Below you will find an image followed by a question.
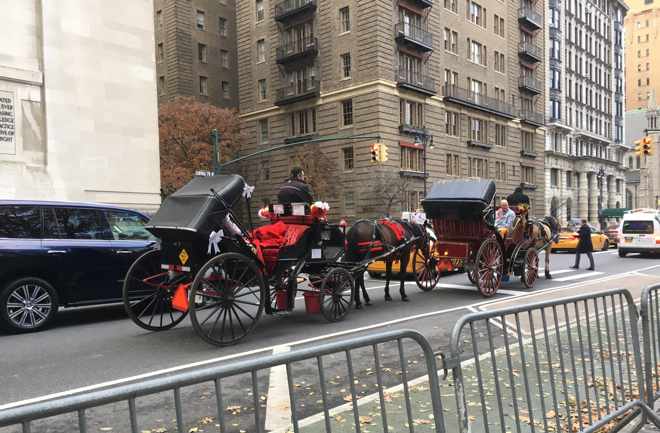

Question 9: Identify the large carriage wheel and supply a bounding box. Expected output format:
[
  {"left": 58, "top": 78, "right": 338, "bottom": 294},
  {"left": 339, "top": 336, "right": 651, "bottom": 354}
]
[
  {"left": 123, "top": 249, "right": 189, "bottom": 331},
  {"left": 466, "top": 266, "right": 478, "bottom": 285},
  {"left": 189, "top": 252, "right": 266, "bottom": 346},
  {"left": 521, "top": 248, "right": 539, "bottom": 289},
  {"left": 319, "top": 268, "right": 354, "bottom": 322},
  {"left": 413, "top": 242, "right": 440, "bottom": 292},
  {"left": 475, "top": 237, "right": 503, "bottom": 297}
]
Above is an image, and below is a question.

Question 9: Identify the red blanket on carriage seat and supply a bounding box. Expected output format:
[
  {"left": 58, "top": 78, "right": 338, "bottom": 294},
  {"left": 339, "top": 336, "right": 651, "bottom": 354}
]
[
  {"left": 251, "top": 221, "right": 310, "bottom": 273},
  {"left": 378, "top": 219, "right": 406, "bottom": 242}
]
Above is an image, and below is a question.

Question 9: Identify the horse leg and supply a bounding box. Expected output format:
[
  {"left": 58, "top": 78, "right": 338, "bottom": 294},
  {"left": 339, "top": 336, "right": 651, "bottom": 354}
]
[
  {"left": 354, "top": 273, "right": 363, "bottom": 309},
  {"left": 361, "top": 272, "right": 371, "bottom": 306},
  {"left": 545, "top": 245, "right": 552, "bottom": 279},
  {"left": 399, "top": 252, "right": 410, "bottom": 302},
  {"left": 384, "top": 259, "right": 393, "bottom": 301}
]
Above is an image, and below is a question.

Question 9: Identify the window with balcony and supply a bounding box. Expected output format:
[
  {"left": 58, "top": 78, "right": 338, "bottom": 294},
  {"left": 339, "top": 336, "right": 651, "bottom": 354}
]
[
  {"left": 284, "top": 65, "right": 317, "bottom": 95},
  {"left": 446, "top": 153, "right": 460, "bottom": 176},
  {"left": 468, "top": 157, "right": 488, "bottom": 178},
  {"left": 399, "top": 9, "right": 423, "bottom": 34},
  {"left": 401, "top": 146, "right": 423, "bottom": 172},
  {"left": 221, "top": 50, "right": 229, "bottom": 68},
  {"left": 196, "top": 10, "right": 206, "bottom": 31},
  {"left": 256, "top": 0, "right": 265, "bottom": 22},
  {"left": 219, "top": 17, "right": 227, "bottom": 36},
  {"left": 469, "top": 117, "right": 486, "bottom": 143},
  {"left": 199, "top": 76, "right": 208, "bottom": 95},
  {"left": 445, "top": 111, "right": 459, "bottom": 136},
  {"left": 495, "top": 124, "right": 505, "bottom": 146},
  {"left": 198, "top": 43, "right": 208, "bottom": 63},
  {"left": 467, "top": 0, "right": 486, "bottom": 28},
  {"left": 341, "top": 52, "right": 352, "bottom": 78},
  {"left": 401, "top": 99, "right": 424, "bottom": 128},
  {"left": 257, "top": 39, "right": 266, "bottom": 63},
  {"left": 289, "top": 108, "right": 317, "bottom": 136},
  {"left": 339, "top": 7, "right": 351, "bottom": 33},
  {"left": 342, "top": 99, "right": 353, "bottom": 126},
  {"left": 343, "top": 147, "right": 354, "bottom": 170},
  {"left": 282, "top": 22, "right": 314, "bottom": 56},
  {"left": 258, "top": 79, "right": 267, "bottom": 101},
  {"left": 258, "top": 119, "right": 269, "bottom": 144}
]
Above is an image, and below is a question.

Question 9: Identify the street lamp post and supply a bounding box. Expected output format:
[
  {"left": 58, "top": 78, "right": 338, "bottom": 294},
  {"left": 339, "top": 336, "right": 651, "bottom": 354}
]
[
  {"left": 596, "top": 167, "right": 605, "bottom": 229},
  {"left": 414, "top": 132, "right": 434, "bottom": 199}
]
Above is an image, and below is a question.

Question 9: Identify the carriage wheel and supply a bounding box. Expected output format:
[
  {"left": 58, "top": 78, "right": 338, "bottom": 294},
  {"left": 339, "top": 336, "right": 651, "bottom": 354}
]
[
  {"left": 319, "top": 268, "right": 354, "bottom": 322},
  {"left": 521, "top": 248, "right": 539, "bottom": 289},
  {"left": 123, "top": 249, "right": 189, "bottom": 331},
  {"left": 413, "top": 244, "right": 440, "bottom": 292},
  {"left": 466, "top": 266, "right": 478, "bottom": 285},
  {"left": 475, "top": 238, "right": 503, "bottom": 297},
  {"left": 189, "top": 252, "right": 266, "bottom": 346}
]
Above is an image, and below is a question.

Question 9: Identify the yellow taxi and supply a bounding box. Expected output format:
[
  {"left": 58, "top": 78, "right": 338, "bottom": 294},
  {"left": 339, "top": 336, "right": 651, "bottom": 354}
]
[
  {"left": 550, "top": 225, "right": 610, "bottom": 252},
  {"left": 367, "top": 248, "right": 461, "bottom": 277}
]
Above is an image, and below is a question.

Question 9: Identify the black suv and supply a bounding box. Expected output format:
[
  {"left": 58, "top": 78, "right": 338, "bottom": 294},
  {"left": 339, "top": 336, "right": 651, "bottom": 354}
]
[{"left": 0, "top": 200, "right": 156, "bottom": 332}]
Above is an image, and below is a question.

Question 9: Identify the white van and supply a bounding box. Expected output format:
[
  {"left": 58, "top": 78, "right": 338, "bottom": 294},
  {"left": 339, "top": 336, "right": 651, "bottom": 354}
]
[{"left": 618, "top": 208, "right": 660, "bottom": 257}]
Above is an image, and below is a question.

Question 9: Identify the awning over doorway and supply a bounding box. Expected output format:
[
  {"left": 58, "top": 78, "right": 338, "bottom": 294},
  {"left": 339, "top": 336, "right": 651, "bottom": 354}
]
[{"left": 600, "top": 208, "right": 629, "bottom": 218}]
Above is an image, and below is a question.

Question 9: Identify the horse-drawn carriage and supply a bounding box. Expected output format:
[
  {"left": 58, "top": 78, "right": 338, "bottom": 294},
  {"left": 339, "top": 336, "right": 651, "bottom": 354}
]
[{"left": 414, "top": 179, "right": 540, "bottom": 297}]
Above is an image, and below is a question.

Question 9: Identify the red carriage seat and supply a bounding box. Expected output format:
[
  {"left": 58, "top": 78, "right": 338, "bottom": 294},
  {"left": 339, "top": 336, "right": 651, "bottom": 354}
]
[{"left": 251, "top": 221, "right": 315, "bottom": 274}]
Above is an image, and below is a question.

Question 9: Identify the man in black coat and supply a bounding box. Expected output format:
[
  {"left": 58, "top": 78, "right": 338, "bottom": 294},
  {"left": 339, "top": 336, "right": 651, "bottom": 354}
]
[
  {"left": 570, "top": 219, "right": 595, "bottom": 270},
  {"left": 277, "top": 167, "right": 314, "bottom": 204},
  {"left": 507, "top": 184, "right": 530, "bottom": 209}
]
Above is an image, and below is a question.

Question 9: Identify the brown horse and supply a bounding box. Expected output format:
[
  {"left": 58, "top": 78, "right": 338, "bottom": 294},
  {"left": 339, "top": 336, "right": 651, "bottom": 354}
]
[
  {"left": 527, "top": 215, "right": 560, "bottom": 279},
  {"left": 345, "top": 219, "right": 426, "bottom": 307}
]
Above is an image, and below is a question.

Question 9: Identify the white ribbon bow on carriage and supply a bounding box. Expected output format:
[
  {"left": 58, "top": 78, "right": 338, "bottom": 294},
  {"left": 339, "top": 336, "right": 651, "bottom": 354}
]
[{"left": 207, "top": 229, "right": 224, "bottom": 255}]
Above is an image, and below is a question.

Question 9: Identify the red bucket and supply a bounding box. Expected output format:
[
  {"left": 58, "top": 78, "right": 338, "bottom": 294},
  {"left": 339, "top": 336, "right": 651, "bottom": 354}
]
[
  {"left": 275, "top": 290, "right": 288, "bottom": 311},
  {"left": 303, "top": 292, "right": 320, "bottom": 314}
]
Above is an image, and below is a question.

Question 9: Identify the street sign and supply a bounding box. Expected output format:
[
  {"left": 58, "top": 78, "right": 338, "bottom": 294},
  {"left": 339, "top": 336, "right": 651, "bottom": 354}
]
[{"left": 195, "top": 170, "right": 213, "bottom": 177}]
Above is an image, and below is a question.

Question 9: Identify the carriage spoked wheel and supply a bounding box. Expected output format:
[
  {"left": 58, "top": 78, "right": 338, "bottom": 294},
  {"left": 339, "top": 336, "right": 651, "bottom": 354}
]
[
  {"left": 319, "top": 268, "right": 355, "bottom": 322},
  {"left": 475, "top": 237, "right": 503, "bottom": 297},
  {"left": 466, "top": 264, "right": 478, "bottom": 285},
  {"left": 521, "top": 248, "right": 539, "bottom": 289},
  {"left": 189, "top": 252, "right": 266, "bottom": 346},
  {"left": 123, "top": 249, "right": 190, "bottom": 331},
  {"left": 413, "top": 242, "right": 441, "bottom": 292}
]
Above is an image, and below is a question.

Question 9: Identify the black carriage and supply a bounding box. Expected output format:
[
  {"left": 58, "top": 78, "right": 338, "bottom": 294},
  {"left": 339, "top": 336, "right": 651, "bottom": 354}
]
[
  {"left": 122, "top": 174, "right": 354, "bottom": 346},
  {"left": 415, "top": 179, "right": 539, "bottom": 296}
]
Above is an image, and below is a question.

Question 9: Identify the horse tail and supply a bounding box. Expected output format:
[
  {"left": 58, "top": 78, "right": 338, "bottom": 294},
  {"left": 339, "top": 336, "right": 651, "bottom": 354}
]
[{"left": 345, "top": 219, "right": 377, "bottom": 262}]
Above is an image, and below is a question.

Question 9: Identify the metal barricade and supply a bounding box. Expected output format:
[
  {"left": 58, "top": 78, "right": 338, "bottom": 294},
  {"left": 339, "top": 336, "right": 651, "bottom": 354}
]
[
  {"left": 0, "top": 329, "right": 445, "bottom": 433},
  {"left": 442, "top": 288, "right": 660, "bottom": 433},
  {"left": 641, "top": 283, "right": 660, "bottom": 407}
]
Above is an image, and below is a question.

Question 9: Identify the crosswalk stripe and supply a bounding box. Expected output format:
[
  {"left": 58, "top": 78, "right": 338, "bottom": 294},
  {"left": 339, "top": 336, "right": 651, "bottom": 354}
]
[{"left": 553, "top": 271, "right": 604, "bottom": 282}]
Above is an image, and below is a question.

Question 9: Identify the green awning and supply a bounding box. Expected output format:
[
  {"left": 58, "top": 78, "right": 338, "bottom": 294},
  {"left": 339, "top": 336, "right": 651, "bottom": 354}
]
[{"left": 600, "top": 208, "right": 629, "bottom": 218}]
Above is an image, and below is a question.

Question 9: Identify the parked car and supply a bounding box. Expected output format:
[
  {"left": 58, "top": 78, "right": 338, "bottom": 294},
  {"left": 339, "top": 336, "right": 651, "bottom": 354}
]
[
  {"left": 606, "top": 224, "right": 621, "bottom": 247},
  {"left": 618, "top": 209, "right": 660, "bottom": 257},
  {"left": 0, "top": 200, "right": 156, "bottom": 333},
  {"left": 551, "top": 225, "right": 610, "bottom": 252}
]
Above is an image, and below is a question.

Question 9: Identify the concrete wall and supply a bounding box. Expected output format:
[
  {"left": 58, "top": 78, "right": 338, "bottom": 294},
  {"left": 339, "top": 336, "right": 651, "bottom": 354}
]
[{"left": 0, "top": 0, "right": 161, "bottom": 211}]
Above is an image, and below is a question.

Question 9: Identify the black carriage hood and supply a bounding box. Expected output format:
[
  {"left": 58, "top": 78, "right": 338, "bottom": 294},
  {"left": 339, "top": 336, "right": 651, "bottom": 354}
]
[
  {"left": 422, "top": 179, "right": 496, "bottom": 218},
  {"left": 146, "top": 174, "right": 246, "bottom": 237}
]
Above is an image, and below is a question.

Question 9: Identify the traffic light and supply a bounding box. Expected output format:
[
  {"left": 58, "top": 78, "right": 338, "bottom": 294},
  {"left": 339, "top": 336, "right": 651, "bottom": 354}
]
[
  {"left": 378, "top": 143, "right": 389, "bottom": 162},
  {"left": 635, "top": 136, "right": 654, "bottom": 156},
  {"left": 370, "top": 143, "right": 380, "bottom": 163}
]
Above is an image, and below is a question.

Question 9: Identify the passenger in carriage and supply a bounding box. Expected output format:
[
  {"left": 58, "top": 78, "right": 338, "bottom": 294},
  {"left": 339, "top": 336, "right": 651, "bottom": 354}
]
[
  {"left": 495, "top": 199, "right": 516, "bottom": 238},
  {"left": 277, "top": 167, "right": 314, "bottom": 205}
]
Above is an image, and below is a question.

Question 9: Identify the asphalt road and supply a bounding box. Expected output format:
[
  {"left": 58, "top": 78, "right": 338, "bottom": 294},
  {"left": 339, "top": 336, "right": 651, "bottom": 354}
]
[{"left": 2, "top": 248, "right": 660, "bottom": 433}]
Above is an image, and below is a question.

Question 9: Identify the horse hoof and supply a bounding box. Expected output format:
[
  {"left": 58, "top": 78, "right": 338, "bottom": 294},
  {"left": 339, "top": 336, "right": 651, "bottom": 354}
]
[
  {"left": 545, "top": 272, "right": 552, "bottom": 279},
  {"left": 385, "top": 295, "right": 392, "bottom": 301},
  {"left": 401, "top": 296, "right": 409, "bottom": 302}
]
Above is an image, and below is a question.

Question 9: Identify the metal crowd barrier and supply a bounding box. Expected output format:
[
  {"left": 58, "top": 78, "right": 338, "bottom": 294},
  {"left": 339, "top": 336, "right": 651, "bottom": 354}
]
[
  {"left": 641, "top": 283, "right": 660, "bottom": 408},
  {"left": 0, "top": 329, "right": 446, "bottom": 433}
]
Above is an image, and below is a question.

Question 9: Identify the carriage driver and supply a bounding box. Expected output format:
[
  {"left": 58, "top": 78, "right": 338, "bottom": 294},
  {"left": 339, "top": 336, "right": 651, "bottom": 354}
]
[
  {"left": 495, "top": 199, "right": 516, "bottom": 238},
  {"left": 277, "top": 167, "right": 314, "bottom": 204}
]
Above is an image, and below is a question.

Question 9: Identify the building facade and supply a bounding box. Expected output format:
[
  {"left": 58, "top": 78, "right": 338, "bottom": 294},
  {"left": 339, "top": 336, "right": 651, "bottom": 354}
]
[
  {"left": 624, "top": 106, "right": 660, "bottom": 209},
  {"left": 624, "top": 5, "right": 660, "bottom": 111},
  {"left": 236, "top": 0, "right": 547, "bottom": 220},
  {"left": 154, "top": 0, "right": 238, "bottom": 108},
  {"left": 0, "top": 0, "right": 161, "bottom": 210},
  {"left": 544, "top": 0, "right": 628, "bottom": 226}
]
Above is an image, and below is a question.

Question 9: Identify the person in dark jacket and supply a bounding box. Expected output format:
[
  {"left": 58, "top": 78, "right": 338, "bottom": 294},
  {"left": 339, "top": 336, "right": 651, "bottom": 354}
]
[
  {"left": 277, "top": 167, "right": 314, "bottom": 204},
  {"left": 571, "top": 219, "right": 595, "bottom": 270},
  {"left": 507, "top": 184, "right": 531, "bottom": 209}
]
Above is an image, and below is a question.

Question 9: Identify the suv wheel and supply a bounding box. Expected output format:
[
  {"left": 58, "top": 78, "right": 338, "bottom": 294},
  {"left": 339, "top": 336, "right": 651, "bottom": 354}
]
[
  {"left": 618, "top": 249, "right": 627, "bottom": 258},
  {"left": 0, "top": 278, "right": 59, "bottom": 333}
]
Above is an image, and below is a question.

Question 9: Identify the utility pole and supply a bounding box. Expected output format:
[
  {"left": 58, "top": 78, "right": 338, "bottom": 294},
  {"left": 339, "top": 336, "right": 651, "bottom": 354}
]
[{"left": 211, "top": 129, "right": 221, "bottom": 175}]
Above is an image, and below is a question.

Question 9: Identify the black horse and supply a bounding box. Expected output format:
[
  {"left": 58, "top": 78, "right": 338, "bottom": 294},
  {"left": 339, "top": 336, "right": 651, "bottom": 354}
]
[{"left": 345, "top": 219, "right": 427, "bottom": 308}]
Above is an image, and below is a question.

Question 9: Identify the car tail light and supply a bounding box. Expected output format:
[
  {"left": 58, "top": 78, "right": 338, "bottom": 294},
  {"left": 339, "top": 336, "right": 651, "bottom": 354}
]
[{"left": 656, "top": 237, "right": 660, "bottom": 244}]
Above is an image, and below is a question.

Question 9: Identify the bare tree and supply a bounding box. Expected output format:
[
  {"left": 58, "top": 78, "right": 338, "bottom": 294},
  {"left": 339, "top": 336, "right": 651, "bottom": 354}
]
[
  {"left": 290, "top": 144, "right": 338, "bottom": 200},
  {"left": 369, "top": 170, "right": 412, "bottom": 217}
]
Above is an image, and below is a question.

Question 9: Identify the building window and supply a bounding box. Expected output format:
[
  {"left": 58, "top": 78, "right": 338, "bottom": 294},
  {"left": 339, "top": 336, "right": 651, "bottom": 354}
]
[
  {"left": 494, "top": 51, "right": 505, "bottom": 73},
  {"left": 289, "top": 108, "right": 317, "bottom": 136},
  {"left": 404, "top": 191, "right": 422, "bottom": 212},
  {"left": 341, "top": 99, "right": 354, "bottom": 126},
  {"left": 401, "top": 99, "right": 424, "bottom": 128},
  {"left": 522, "top": 165, "right": 535, "bottom": 184},
  {"left": 341, "top": 53, "right": 352, "bottom": 79},
  {"left": 444, "top": 69, "right": 458, "bottom": 86},
  {"left": 199, "top": 76, "right": 208, "bottom": 95},
  {"left": 495, "top": 124, "right": 505, "bottom": 146},
  {"left": 158, "top": 76, "right": 165, "bottom": 95},
  {"left": 551, "top": 168, "right": 559, "bottom": 187},
  {"left": 522, "top": 131, "right": 534, "bottom": 153},
  {"left": 493, "top": 15, "right": 504, "bottom": 37},
  {"left": 257, "top": 39, "right": 266, "bottom": 63},
  {"left": 446, "top": 153, "right": 460, "bottom": 176},
  {"left": 445, "top": 111, "right": 458, "bottom": 136},
  {"left": 157, "top": 10, "right": 163, "bottom": 29},
  {"left": 616, "top": 179, "right": 622, "bottom": 193},
  {"left": 339, "top": 7, "right": 351, "bottom": 33},
  {"left": 258, "top": 119, "right": 269, "bottom": 144},
  {"left": 221, "top": 81, "right": 230, "bottom": 99},
  {"left": 401, "top": 146, "right": 423, "bottom": 172},
  {"left": 220, "top": 50, "right": 229, "bottom": 68},
  {"left": 219, "top": 17, "right": 227, "bottom": 36},
  {"left": 198, "top": 43, "right": 207, "bottom": 63},
  {"left": 469, "top": 117, "right": 486, "bottom": 142},
  {"left": 495, "top": 161, "right": 506, "bottom": 181},
  {"left": 468, "top": 157, "right": 488, "bottom": 178},
  {"left": 444, "top": 0, "right": 458, "bottom": 13},
  {"left": 467, "top": 0, "right": 486, "bottom": 28},
  {"left": 343, "top": 146, "right": 354, "bottom": 170},
  {"left": 468, "top": 39, "right": 487, "bottom": 66},
  {"left": 444, "top": 28, "right": 458, "bottom": 54},
  {"left": 256, "top": 0, "right": 265, "bottom": 22},
  {"left": 260, "top": 160, "right": 270, "bottom": 181},
  {"left": 258, "top": 79, "right": 267, "bottom": 101},
  {"left": 157, "top": 43, "right": 164, "bottom": 62},
  {"left": 196, "top": 10, "right": 206, "bottom": 31},
  {"left": 566, "top": 171, "right": 572, "bottom": 187}
]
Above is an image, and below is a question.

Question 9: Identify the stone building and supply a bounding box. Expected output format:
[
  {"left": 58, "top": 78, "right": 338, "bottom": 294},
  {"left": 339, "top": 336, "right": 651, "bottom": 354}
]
[
  {"left": 0, "top": 0, "right": 161, "bottom": 210},
  {"left": 624, "top": 0, "right": 660, "bottom": 111},
  {"left": 624, "top": 106, "right": 660, "bottom": 210},
  {"left": 544, "top": 0, "right": 628, "bottom": 226},
  {"left": 235, "top": 0, "right": 547, "bottom": 220},
  {"left": 154, "top": 0, "right": 239, "bottom": 108}
]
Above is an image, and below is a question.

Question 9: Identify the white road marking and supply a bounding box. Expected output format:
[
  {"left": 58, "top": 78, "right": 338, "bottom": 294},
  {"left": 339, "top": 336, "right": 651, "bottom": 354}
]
[
  {"left": 553, "top": 272, "right": 604, "bottom": 282},
  {"left": 436, "top": 283, "right": 526, "bottom": 297},
  {"left": 542, "top": 268, "right": 576, "bottom": 275},
  {"left": 3, "top": 263, "right": 660, "bottom": 411},
  {"left": 264, "top": 345, "right": 292, "bottom": 433}
]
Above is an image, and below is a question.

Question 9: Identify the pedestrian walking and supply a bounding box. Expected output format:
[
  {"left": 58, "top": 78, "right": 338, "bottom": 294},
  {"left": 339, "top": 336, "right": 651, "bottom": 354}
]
[{"left": 570, "top": 219, "right": 595, "bottom": 270}]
